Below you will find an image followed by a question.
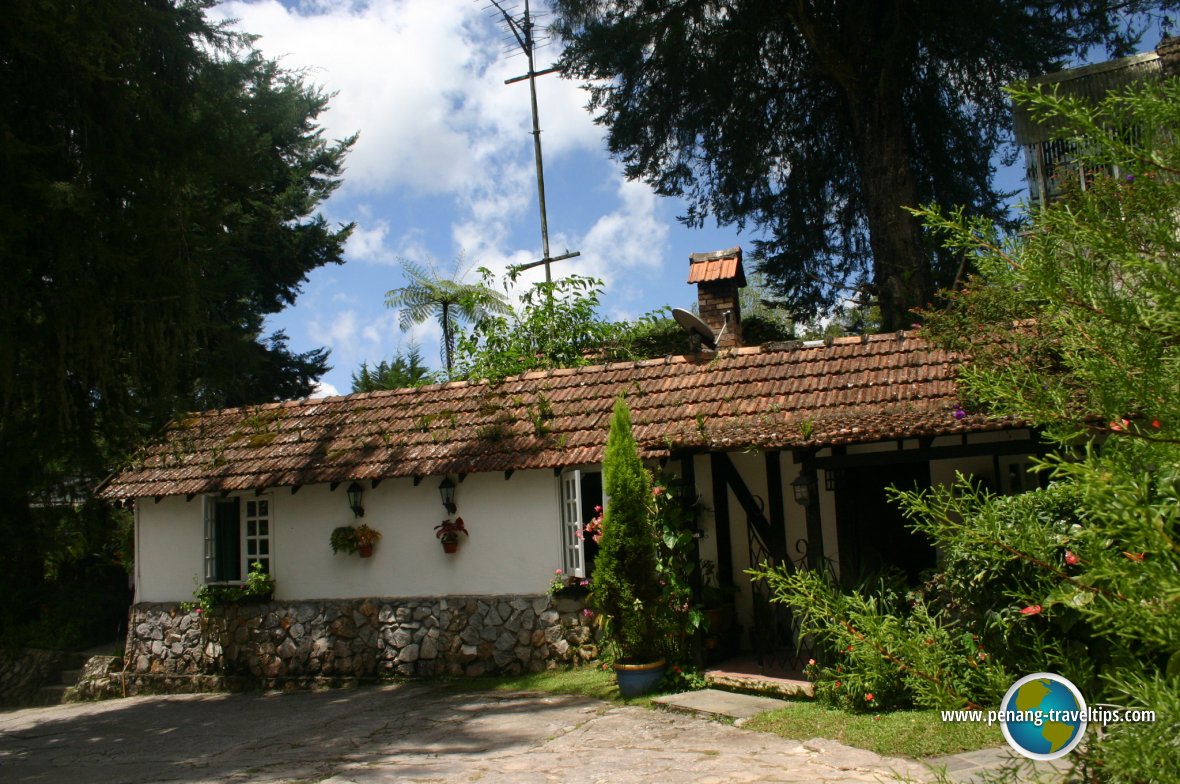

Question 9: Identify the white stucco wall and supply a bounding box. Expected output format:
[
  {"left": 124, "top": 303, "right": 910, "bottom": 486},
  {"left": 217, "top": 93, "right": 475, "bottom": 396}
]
[{"left": 135, "top": 469, "right": 562, "bottom": 603}]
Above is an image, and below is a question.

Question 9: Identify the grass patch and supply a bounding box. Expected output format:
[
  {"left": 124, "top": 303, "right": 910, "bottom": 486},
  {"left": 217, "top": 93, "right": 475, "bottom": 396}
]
[
  {"left": 743, "top": 702, "right": 1004, "bottom": 759},
  {"left": 440, "top": 665, "right": 666, "bottom": 706}
]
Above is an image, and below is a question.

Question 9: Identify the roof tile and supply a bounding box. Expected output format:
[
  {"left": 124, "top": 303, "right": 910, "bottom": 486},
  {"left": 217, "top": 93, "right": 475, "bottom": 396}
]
[{"left": 99, "top": 332, "right": 1016, "bottom": 499}]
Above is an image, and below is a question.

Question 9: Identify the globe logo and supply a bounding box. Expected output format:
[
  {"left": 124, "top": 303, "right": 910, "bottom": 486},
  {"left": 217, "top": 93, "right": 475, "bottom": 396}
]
[{"left": 1000, "top": 673, "right": 1088, "bottom": 760}]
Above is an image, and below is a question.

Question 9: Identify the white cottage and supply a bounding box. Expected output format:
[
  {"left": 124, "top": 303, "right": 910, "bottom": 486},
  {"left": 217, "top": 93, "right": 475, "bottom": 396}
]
[{"left": 99, "top": 250, "right": 1042, "bottom": 691}]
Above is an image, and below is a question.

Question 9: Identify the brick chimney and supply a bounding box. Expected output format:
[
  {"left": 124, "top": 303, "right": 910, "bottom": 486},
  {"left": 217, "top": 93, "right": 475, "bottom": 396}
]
[
  {"left": 688, "top": 247, "right": 746, "bottom": 349},
  {"left": 1157, "top": 36, "right": 1180, "bottom": 76}
]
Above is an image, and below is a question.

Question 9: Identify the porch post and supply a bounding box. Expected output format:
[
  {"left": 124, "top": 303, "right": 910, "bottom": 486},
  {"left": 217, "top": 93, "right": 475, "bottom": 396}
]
[
  {"left": 801, "top": 453, "right": 825, "bottom": 571},
  {"left": 710, "top": 452, "right": 734, "bottom": 587}
]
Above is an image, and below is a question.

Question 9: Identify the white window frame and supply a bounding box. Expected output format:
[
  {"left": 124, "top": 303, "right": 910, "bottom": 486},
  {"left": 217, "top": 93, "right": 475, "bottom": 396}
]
[
  {"left": 242, "top": 495, "right": 273, "bottom": 578},
  {"left": 560, "top": 469, "right": 585, "bottom": 578},
  {"left": 202, "top": 494, "right": 274, "bottom": 583}
]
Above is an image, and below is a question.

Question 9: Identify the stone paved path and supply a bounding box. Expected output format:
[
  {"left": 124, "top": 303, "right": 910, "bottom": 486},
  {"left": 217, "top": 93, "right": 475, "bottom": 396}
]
[{"left": 0, "top": 684, "right": 934, "bottom": 783}]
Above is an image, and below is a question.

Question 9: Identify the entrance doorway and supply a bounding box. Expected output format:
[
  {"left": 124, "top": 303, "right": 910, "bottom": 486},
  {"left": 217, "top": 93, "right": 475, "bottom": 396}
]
[{"left": 834, "top": 461, "right": 935, "bottom": 585}]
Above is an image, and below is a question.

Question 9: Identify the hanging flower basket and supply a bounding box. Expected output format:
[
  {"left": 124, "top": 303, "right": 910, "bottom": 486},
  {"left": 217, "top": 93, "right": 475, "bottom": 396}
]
[{"left": 435, "top": 517, "right": 468, "bottom": 554}]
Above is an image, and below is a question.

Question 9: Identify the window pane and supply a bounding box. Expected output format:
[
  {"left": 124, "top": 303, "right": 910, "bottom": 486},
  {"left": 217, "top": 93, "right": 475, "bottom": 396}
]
[
  {"left": 247, "top": 541, "right": 257, "bottom": 556},
  {"left": 247, "top": 520, "right": 257, "bottom": 537},
  {"left": 259, "top": 540, "right": 269, "bottom": 555},
  {"left": 247, "top": 500, "right": 257, "bottom": 517},
  {"left": 259, "top": 500, "right": 268, "bottom": 516},
  {"left": 259, "top": 521, "right": 268, "bottom": 536}
]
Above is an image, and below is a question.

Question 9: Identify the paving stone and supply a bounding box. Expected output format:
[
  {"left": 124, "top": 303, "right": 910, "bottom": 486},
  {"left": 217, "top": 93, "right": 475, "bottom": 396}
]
[{"left": 653, "top": 687, "right": 789, "bottom": 720}]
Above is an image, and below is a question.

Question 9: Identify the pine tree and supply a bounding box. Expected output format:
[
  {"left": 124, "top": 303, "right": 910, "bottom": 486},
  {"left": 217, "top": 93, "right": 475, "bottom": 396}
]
[{"left": 591, "top": 395, "right": 663, "bottom": 662}]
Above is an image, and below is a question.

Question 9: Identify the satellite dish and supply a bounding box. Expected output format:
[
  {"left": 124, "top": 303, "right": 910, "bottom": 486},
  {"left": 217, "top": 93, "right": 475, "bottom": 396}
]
[{"left": 671, "top": 308, "right": 717, "bottom": 350}]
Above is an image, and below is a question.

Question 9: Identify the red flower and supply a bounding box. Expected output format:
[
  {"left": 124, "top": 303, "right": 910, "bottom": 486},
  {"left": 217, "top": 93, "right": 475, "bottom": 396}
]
[
  {"left": 1020, "top": 604, "right": 1042, "bottom": 616},
  {"left": 834, "top": 680, "right": 842, "bottom": 688},
  {"left": 846, "top": 645, "right": 853, "bottom": 652},
  {"left": 1152, "top": 419, "right": 1162, "bottom": 429},
  {"left": 1124, "top": 551, "right": 1145, "bottom": 562},
  {"left": 1064, "top": 551, "right": 1079, "bottom": 566},
  {"left": 865, "top": 693, "right": 874, "bottom": 702}
]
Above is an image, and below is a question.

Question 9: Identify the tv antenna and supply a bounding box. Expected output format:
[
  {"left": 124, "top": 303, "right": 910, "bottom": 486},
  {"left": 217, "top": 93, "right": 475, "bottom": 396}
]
[{"left": 486, "top": 0, "right": 580, "bottom": 282}]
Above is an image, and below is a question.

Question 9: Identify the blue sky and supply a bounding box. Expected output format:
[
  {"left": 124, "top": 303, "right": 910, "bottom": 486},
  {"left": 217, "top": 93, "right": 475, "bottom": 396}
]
[{"left": 213, "top": 1, "right": 1154, "bottom": 398}]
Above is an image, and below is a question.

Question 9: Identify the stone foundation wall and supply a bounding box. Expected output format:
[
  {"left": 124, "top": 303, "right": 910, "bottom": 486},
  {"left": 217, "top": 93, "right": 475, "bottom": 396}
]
[
  {"left": 0, "top": 648, "right": 74, "bottom": 707},
  {"left": 123, "top": 594, "right": 595, "bottom": 694}
]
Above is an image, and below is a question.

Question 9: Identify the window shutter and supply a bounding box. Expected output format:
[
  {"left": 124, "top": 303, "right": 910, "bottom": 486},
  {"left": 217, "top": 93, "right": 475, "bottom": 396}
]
[{"left": 560, "top": 470, "right": 585, "bottom": 578}]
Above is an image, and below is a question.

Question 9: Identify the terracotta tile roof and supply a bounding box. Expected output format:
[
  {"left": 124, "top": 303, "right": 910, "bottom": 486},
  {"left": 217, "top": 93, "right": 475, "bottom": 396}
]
[
  {"left": 688, "top": 247, "right": 746, "bottom": 286},
  {"left": 98, "top": 332, "right": 1020, "bottom": 499}
]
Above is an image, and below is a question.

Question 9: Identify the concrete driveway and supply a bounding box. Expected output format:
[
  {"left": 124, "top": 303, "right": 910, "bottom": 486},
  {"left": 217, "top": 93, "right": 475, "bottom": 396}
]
[{"left": 0, "top": 684, "right": 933, "bottom": 783}]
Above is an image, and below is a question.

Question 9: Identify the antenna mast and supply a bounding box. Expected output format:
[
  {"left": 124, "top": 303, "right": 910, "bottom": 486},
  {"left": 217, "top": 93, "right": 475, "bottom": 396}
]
[{"left": 488, "top": 0, "right": 579, "bottom": 282}]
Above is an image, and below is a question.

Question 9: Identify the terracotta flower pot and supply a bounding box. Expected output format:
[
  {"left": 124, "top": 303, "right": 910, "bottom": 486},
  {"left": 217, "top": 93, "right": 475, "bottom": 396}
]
[
  {"left": 358, "top": 544, "right": 374, "bottom": 558},
  {"left": 441, "top": 539, "right": 459, "bottom": 554}
]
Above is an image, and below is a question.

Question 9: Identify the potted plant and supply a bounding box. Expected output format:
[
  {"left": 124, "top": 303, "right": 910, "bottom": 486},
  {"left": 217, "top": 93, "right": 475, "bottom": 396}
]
[
  {"left": 699, "top": 559, "right": 739, "bottom": 659},
  {"left": 353, "top": 524, "right": 382, "bottom": 557},
  {"left": 435, "top": 516, "right": 468, "bottom": 553},
  {"left": 330, "top": 524, "right": 382, "bottom": 557},
  {"left": 590, "top": 394, "right": 667, "bottom": 696}
]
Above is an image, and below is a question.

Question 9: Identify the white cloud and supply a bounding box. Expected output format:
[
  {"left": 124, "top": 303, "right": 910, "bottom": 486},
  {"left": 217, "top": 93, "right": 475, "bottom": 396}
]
[
  {"left": 310, "top": 379, "right": 340, "bottom": 398},
  {"left": 344, "top": 220, "right": 396, "bottom": 265},
  {"left": 214, "top": 0, "right": 601, "bottom": 200},
  {"left": 308, "top": 309, "right": 358, "bottom": 349},
  {"left": 570, "top": 176, "right": 670, "bottom": 308}
]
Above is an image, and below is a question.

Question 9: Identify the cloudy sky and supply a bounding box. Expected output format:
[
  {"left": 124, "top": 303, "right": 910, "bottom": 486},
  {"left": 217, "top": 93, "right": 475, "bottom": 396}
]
[{"left": 212, "top": 0, "right": 1044, "bottom": 398}]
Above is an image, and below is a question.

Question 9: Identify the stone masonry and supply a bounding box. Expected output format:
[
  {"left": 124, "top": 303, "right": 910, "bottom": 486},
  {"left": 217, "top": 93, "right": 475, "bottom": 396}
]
[{"left": 121, "top": 594, "right": 595, "bottom": 694}]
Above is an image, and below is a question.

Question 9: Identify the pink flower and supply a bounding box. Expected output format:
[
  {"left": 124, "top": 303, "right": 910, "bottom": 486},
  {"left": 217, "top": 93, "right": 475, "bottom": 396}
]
[
  {"left": 554, "top": 568, "right": 563, "bottom": 575},
  {"left": 594, "top": 505, "right": 602, "bottom": 513},
  {"left": 652, "top": 486, "right": 665, "bottom": 496},
  {"left": 1020, "top": 604, "right": 1042, "bottom": 616},
  {"left": 582, "top": 608, "right": 594, "bottom": 618},
  {"left": 1064, "top": 551, "right": 1079, "bottom": 566},
  {"left": 808, "top": 658, "right": 816, "bottom": 666}
]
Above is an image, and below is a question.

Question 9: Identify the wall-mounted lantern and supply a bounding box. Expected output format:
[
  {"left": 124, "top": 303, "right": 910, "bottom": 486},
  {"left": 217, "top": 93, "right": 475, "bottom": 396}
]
[
  {"left": 439, "top": 476, "right": 457, "bottom": 515},
  {"left": 347, "top": 481, "right": 365, "bottom": 518},
  {"left": 791, "top": 473, "right": 816, "bottom": 507}
]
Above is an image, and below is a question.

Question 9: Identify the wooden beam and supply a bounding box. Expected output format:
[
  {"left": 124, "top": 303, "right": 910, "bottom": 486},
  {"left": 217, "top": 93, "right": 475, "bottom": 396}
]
[
  {"left": 153, "top": 496, "right": 163, "bottom": 504},
  {"left": 290, "top": 485, "right": 302, "bottom": 495},
  {"left": 458, "top": 473, "right": 467, "bottom": 483},
  {"left": 710, "top": 453, "right": 734, "bottom": 587},
  {"left": 370, "top": 479, "right": 382, "bottom": 489},
  {"left": 715, "top": 452, "right": 781, "bottom": 561},
  {"left": 765, "top": 451, "right": 787, "bottom": 560},
  {"left": 413, "top": 476, "right": 422, "bottom": 487},
  {"left": 254, "top": 487, "right": 266, "bottom": 496},
  {"left": 813, "top": 438, "right": 1043, "bottom": 470},
  {"left": 329, "top": 481, "right": 340, "bottom": 492},
  {"left": 504, "top": 470, "right": 514, "bottom": 480},
  {"left": 185, "top": 493, "right": 196, "bottom": 502}
]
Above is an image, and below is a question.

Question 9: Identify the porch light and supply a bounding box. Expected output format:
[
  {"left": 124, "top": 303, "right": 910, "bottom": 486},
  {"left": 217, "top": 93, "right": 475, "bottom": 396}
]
[
  {"left": 791, "top": 473, "right": 817, "bottom": 507},
  {"left": 347, "top": 482, "right": 365, "bottom": 518},
  {"left": 439, "top": 477, "right": 457, "bottom": 515}
]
